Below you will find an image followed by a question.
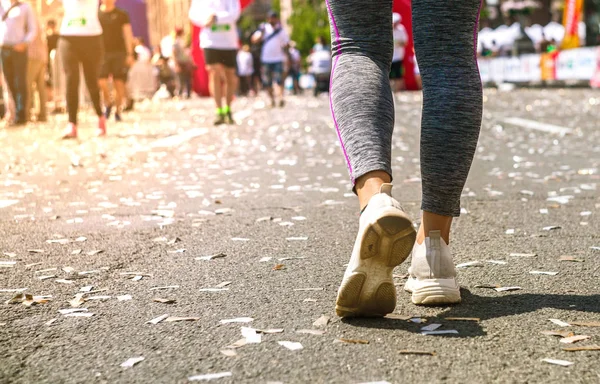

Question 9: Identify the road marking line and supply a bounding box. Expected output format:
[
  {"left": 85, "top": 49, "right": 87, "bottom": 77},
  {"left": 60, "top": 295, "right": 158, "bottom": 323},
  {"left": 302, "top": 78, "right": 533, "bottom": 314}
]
[
  {"left": 0, "top": 200, "right": 19, "bottom": 209},
  {"left": 150, "top": 127, "right": 209, "bottom": 149},
  {"left": 502, "top": 117, "right": 573, "bottom": 135},
  {"left": 233, "top": 109, "right": 252, "bottom": 121}
]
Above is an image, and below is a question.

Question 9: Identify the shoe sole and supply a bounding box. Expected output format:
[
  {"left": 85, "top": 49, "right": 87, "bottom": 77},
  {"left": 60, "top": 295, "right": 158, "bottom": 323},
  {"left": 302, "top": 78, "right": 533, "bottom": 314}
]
[
  {"left": 404, "top": 277, "right": 461, "bottom": 305},
  {"left": 336, "top": 210, "right": 416, "bottom": 318}
]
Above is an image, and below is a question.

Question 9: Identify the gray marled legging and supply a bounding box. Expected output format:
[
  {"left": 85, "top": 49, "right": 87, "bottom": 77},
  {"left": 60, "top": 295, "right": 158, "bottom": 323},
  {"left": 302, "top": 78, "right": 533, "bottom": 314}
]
[{"left": 326, "top": 0, "right": 483, "bottom": 217}]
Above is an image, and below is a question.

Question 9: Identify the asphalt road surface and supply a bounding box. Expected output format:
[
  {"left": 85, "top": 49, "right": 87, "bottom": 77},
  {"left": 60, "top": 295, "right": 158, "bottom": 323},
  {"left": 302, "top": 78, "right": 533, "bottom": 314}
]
[{"left": 1, "top": 89, "right": 599, "bottom": 384}]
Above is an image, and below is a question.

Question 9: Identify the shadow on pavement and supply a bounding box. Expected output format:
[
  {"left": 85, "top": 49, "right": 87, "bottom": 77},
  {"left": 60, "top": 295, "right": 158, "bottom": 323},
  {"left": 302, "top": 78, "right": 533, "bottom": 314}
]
[{"left": 342, "top": 289, "right": 600, "bottom": 338}]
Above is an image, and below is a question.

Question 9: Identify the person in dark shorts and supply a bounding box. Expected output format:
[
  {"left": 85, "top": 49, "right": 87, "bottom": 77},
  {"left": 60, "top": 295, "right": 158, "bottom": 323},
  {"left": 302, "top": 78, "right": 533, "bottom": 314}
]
[
  {"left": 390, "top": 12, "right": 408, "bottom": 92},
  {"left": 189, "top": 0, "right": 241, "bottom": 125},
  {"left": 389, "top": 60, "right": 403, "bottom": 79},
  {"left": 98, "top": 0, "right": 134, "bottom": 122},
  {"left": 251, "top": 11, "right": 290, "bottom": 108},
  {"left": 45, "top": 19, "right": 63, "bottom": 114}
]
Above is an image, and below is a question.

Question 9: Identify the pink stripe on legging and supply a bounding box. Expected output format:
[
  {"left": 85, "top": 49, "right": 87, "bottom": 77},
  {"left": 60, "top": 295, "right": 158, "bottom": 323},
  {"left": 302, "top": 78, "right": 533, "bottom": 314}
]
[{"left": 325, "top": 0, "right": 354, "bottom": 183}]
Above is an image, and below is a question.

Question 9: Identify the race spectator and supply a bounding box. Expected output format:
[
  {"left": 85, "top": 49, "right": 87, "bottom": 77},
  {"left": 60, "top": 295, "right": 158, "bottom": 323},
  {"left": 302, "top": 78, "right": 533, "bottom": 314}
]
[
  {"left": 237, "top": 44, "right": 254, "bottom": 96},
  {"left": 0, "top": 0, "right": 37, "bottom": 126},
  {"left": 126, "top": 37, "right": 155, "bottom": 102},
  {"left": 173, "top": 28, "right": 194, "bottom": 99},
  {"left": 308, "top": 48, "right": 331, "bottom": 96},
  {"left": 26, "top": 16, "right": 48, "bottom": 122},
  {"left": 45, "top": 19, "right": 60, "bottom": 114},
  {"left": 390, "top": 13, "right": 408, "bottom": 92},
  {"left": 286, "top": 41, "right": 302, "bottom": 95},
  {"left": 252, "top": 11, "right": 290, "bottom": 108},
  {"left": 98, "top": 0, "right": 134, "bottom": 122},
  {"left": 250, "top": 31, "right": 263, "bottom": 95},
  {"left": 413, "top": 51, "right": 422, "bottom": 90},
  {"left": 312, "top": 36, "right": 329, "bottom": 52},
  {"left": 152, "top": 46, "right": 176, "bottom": 98}
]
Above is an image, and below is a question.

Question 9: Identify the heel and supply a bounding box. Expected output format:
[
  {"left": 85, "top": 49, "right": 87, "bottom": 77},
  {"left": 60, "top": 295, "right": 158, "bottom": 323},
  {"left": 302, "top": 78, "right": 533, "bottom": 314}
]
[
  {"left": 409, "top": 278, "right": 461, "bottom": 305},
  {"left": 336, "top": 276, "right": 396, "bottom": 318},
  {"left": 360, "top": 213, "right": 415, "bottom": 268}
]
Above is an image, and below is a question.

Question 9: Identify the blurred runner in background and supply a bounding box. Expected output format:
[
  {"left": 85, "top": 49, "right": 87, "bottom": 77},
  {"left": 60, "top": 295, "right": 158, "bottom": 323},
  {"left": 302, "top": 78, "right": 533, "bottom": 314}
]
[
  {"left": 250, "top": 30, "right": 263, "bottom": 97},
  {"left": 152, "top": 45, "right": 176, "bottom": 98},
  {"left": 127, "top": 37, "right": 155, "bottom": 102},
  {"left": 173, "top": 28, "right": 194, "bottom": 99},
  {"left": 312, "top": 36, "right": 328, "bottom": 52},
  {"left": 0, "top": 0, "right": 37, "bottom": 126},
  {"left": 189, "top": 0, "right": 240, "bottom": 125},
  {"left": 58, "top": 0, "right": 105, "bottom": 138},
  {"left": 237, "top": 44, "right": 254, "bottom": 96},
  {"left": 252, "top": 11, "right": 289, "bottom": 108},
  {"left": 26, "top": 15, "right": 47, "bottom": 123},
  {"left": 98, "top": 0, "right": 134, "bottom": 122},
  {"left": 286, "top": 41, "right": 302, "bottom": 95},
  {"left": 307, "top": 47, "right": 331, "bottom": 97},
  {"left": 45, "top": 19, "right": 61, "bottom": 114},
  {"left": 390, "top": 12, "right": 408, "bottom": 92}
]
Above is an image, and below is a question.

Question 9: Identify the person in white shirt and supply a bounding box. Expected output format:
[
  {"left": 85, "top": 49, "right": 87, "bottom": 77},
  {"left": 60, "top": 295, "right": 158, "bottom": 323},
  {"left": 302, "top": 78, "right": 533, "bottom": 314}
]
[
  {"left": 58, "top": 0, "right": 106, "bottom": 138},
  {"left": 390, "top": 13, "right": 408, "bottom": 92},
  {"left": 286, "top": 42, "right": 301, "bottom": 95},
  {"left": 251, "top": 11, "right": 289, "bottom": 107},
  {"left": 189, "top": 0, "right": 240, "bottom": 125},
  {"left": 236, "top": 44, "right": 253, "bottom": 96},
  {"left": 0, "top": 0, "right": 38, "bottom": 126}
]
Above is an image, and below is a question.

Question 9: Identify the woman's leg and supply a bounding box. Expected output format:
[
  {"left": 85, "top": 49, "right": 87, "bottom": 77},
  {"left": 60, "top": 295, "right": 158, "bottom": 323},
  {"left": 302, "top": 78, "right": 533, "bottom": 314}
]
[
  {"left": 327, "top": 0, "right": 395, "bottom": 210},
  {"left": 36, "top": 62, "right": 48, "bottom": 121},
  {"left": 413, "top": 0, "right": 483, "bottom": 243},
  {"left": 58, "top": 37, "right": 80, "bottom": 125},
  {"left": 327, "top": 0, "right": 416, "bottom": 318},
  {"left": 404, "top": 0, "right": 483, "bottom": 306}
]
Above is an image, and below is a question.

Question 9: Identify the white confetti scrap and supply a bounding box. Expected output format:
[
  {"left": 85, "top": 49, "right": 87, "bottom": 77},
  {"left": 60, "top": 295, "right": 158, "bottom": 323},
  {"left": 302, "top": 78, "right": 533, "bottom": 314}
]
[
  {"left": 541, "top": 358, "right": 573, "bottom": 367},
  {"left": 188, "top": 372, "right": 232, "bottom": 381},
  {"left": 220, "top": 317, "right": 254, "bottom": 324},
  {"left": 421, "top": 330, "right": 459, "bottom": 335},
  {"left": 549, "top": 319, "right": 571, "bottom": 327},
  {"left": 494, "top": 286, "right": 522, "bottom": 292},
  {"left": 147, "top": 314, "right": 169, "bottom": 324},
  {"left": 120, "top": 357, "right": 144, "bottom": 368},
  {"left": 421, "top": 323, "right": 442, "bottom": 332},
  {"left": 278, "top": 341, "right": 303, "bottom": 351},
  {"left": 530, "top": 271, "right": 559, "bottom": 276}
]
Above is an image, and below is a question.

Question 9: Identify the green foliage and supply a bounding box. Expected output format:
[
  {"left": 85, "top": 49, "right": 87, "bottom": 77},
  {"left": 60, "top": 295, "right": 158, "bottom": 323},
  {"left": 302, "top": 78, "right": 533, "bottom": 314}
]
[
  {"left": 275, "top": 0, "right": 331, "bottom": 57},
  {"left": 238, "top": 13, "right": 260, "bottom": 43}
]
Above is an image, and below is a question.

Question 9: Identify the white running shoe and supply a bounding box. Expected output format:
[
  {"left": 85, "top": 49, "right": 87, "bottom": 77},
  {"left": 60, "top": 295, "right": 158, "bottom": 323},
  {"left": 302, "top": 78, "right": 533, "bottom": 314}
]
[
  {"left": 404, "top": 230, "right": 461, "bottom": 305},
  {"left": 336, "top": 183, "right": 416, "bottom": 318}
]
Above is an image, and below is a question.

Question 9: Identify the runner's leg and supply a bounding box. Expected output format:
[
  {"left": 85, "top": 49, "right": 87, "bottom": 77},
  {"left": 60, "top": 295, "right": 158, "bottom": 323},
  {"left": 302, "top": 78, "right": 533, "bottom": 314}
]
[
  {"left": 80, "top": 37, "right": 104, "bottom": 118},
  {"left": 327, "top": 0, "right": 416, "bottom": 318},
  {"left": 208, "top": 64, "right": 224, "bottom": 109},
  {"left": 413, "top": 0, "right": 483, "bottom": 243},
  {"left": 224, "top": 68, "right": 237, "bottom": 108},
  {"left": 58, "top": 37, "right": 80, "bottom": 124},
  {"left": 327, "top": 0, "right": 395, "bottom": 210}
]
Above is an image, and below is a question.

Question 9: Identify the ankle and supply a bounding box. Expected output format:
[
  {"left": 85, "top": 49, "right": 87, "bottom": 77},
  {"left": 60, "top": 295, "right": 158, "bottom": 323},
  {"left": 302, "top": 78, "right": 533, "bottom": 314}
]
[
  {"left": 355, "top": 171, "right": 391, "bottom": 210},
  {"left": 417, "top": 211, "right": 452, "bottom": 244}
]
